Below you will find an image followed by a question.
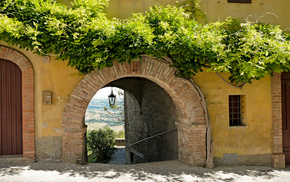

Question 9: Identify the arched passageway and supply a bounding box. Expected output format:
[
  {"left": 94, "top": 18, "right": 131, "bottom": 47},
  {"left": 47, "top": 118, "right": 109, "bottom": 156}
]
[
  {"left": 62, "top": 56, "right": 207, "bottom": 165},
  {"left": 109, "top": 77, "right": 178, "bottom": 164}
]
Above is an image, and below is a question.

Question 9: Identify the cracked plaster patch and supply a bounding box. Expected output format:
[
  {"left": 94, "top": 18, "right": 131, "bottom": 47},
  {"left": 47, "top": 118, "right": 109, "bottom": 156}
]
[
  {"left": 53, "top": 127, "right": 62, "bottom": 134},
  {"left": 42, "top": 122, "right": 48, "bottom": 128}
]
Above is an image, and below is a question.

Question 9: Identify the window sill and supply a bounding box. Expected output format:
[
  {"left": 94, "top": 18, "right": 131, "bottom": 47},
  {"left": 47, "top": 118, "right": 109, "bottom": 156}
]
[{"left": 229, "top": 125, "right": 247, "bottom": 128}]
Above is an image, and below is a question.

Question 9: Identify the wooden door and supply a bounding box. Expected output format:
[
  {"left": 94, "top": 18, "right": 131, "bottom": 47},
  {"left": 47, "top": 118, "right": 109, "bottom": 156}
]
[{"left": 0, "top": 59, "right": 23, "bottom": 155}]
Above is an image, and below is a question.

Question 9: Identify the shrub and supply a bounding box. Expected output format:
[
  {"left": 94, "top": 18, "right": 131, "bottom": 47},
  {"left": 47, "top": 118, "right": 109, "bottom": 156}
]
[{"left": 87, "top": 128, "right": 117, "bottom": 163}]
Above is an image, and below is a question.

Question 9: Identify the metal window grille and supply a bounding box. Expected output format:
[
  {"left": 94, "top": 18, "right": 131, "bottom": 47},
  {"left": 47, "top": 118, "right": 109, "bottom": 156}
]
[
  {"left": 229, "top": 95, "right": 245, "bottom": 126},
  {"left": 228, "top": 0, "right": 251, "bottom": 3}
]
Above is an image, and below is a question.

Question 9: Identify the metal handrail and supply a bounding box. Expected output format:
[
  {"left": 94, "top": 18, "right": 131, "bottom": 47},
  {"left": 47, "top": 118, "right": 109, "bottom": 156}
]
[{"left": 127, "top": 128, "right": 177, "bottom": 147}]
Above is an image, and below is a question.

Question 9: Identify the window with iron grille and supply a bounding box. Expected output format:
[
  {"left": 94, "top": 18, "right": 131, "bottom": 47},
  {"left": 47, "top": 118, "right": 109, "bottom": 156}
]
[
  {"left": 228, "top": 0, "right": 251, "bottom": 3},
  {"left": 229, "top": 95, "right": 246, "bottom": 126}
]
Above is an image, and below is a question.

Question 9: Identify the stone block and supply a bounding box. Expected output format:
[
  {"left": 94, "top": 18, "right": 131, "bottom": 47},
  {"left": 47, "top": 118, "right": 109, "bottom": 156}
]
[
  {"left": 272, "top": 153, "right": 285, "bottom": 168},
  {"left": 223, "top": 153, "right": 238, "bottom": 165}
]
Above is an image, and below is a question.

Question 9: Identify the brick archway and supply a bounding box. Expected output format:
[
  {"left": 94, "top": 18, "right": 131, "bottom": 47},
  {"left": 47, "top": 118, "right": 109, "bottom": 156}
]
[
  {"left": 0, "top": 46, "right": 35, "bottom": 160},
  {"left": 62, "top": 56, "right": 207, "bottom": 165}
]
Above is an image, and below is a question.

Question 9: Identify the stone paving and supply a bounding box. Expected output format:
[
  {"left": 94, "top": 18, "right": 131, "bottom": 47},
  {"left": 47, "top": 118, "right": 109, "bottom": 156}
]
[
  {"left": 1, "top": 160, "right": 290, "bottom": 182},
  {"left": 107, "top": 147, "right": 126, "bottom": 165}
]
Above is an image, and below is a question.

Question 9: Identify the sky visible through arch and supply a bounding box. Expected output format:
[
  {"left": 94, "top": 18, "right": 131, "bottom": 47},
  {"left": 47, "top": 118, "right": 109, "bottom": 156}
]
[{"left": 86, "top": 87, "right": 125, "bottom": 134}]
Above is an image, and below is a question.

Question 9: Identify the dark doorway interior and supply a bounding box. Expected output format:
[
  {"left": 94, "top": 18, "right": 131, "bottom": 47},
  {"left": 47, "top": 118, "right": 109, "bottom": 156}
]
[{"left": 110, "top": 77, "right": 178, "bottom": 164}]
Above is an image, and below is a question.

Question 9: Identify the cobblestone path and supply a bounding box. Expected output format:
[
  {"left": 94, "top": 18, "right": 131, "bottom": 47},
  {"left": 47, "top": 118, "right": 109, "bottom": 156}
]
[{"left": 1, "top": 161, "right": 290, "bottom": 182}]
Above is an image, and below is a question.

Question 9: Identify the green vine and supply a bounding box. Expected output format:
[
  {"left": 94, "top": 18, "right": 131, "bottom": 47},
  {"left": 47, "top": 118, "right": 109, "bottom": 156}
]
[
  {"left": 176, "top": 0, "right": 206, "bottom": 22},
  {"left": 0, "top": 0, "right": 289, "bottom": 84}
]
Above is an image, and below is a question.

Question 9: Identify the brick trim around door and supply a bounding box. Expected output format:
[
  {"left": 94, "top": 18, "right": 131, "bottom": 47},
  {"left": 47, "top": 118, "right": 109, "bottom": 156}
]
[
  {"left": 272, "top": 72, "right": 285, "bottom": 167},
  {"left": 0, "top": 46, "right": 35, "bottom": 161}
]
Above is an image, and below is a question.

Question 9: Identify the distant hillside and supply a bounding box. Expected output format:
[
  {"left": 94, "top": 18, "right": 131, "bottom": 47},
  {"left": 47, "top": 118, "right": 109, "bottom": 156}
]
[{"left": 85, "top": 97, "right": 124, "bottom": 132}]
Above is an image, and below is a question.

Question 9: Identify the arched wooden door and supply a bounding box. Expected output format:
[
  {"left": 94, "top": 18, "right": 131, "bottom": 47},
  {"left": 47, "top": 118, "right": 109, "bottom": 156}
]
[{"left": 0, "top": 59, "right": 23, "bottom": 155}]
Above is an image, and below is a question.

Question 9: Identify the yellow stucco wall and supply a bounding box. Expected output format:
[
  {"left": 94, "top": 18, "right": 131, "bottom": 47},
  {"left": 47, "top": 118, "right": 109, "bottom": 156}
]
[
  {"left": 194, "top": 71, "right": 272, "bottom": 159},
  {"left": 199, "top": 0, "right": 290, "bottom": 29},
  {"left": 37, "top": 57, "right": 83, "bottom": 138},
  {"left": 3, "top": 0, "right": 287, "bottom": 162},
  {"left": 105, "top": 0, "right": 176, "bottom": 19},
  {"left": 58, "top": 0, "right": 290, "bottom": 29},
  {"left": 58, "top": 0, "right": 176, "bottom": 19}
]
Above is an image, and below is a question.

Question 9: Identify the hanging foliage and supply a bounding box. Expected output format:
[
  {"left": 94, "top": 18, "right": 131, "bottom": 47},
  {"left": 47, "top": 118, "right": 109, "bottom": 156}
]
[{"left": 0, "top": 0, "right": 289, "bottom": 84}]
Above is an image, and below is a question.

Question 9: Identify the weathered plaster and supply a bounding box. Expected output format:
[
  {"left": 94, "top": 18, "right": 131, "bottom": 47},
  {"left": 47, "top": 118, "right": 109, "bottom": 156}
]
[
  {"left": 194, "top": 71, "right": 273, "bottom": 163},
  {"left": 36, "top": 136, "right": 62, "bottom": 162}
]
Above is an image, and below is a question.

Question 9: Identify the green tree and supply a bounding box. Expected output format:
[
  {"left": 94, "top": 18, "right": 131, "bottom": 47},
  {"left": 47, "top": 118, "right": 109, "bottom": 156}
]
[
  {"left": 0, "top": 0, "right": 289, "bottom": 85},
  {"left": 87, "top": 128, "right": 117, "bottom": 163}
]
